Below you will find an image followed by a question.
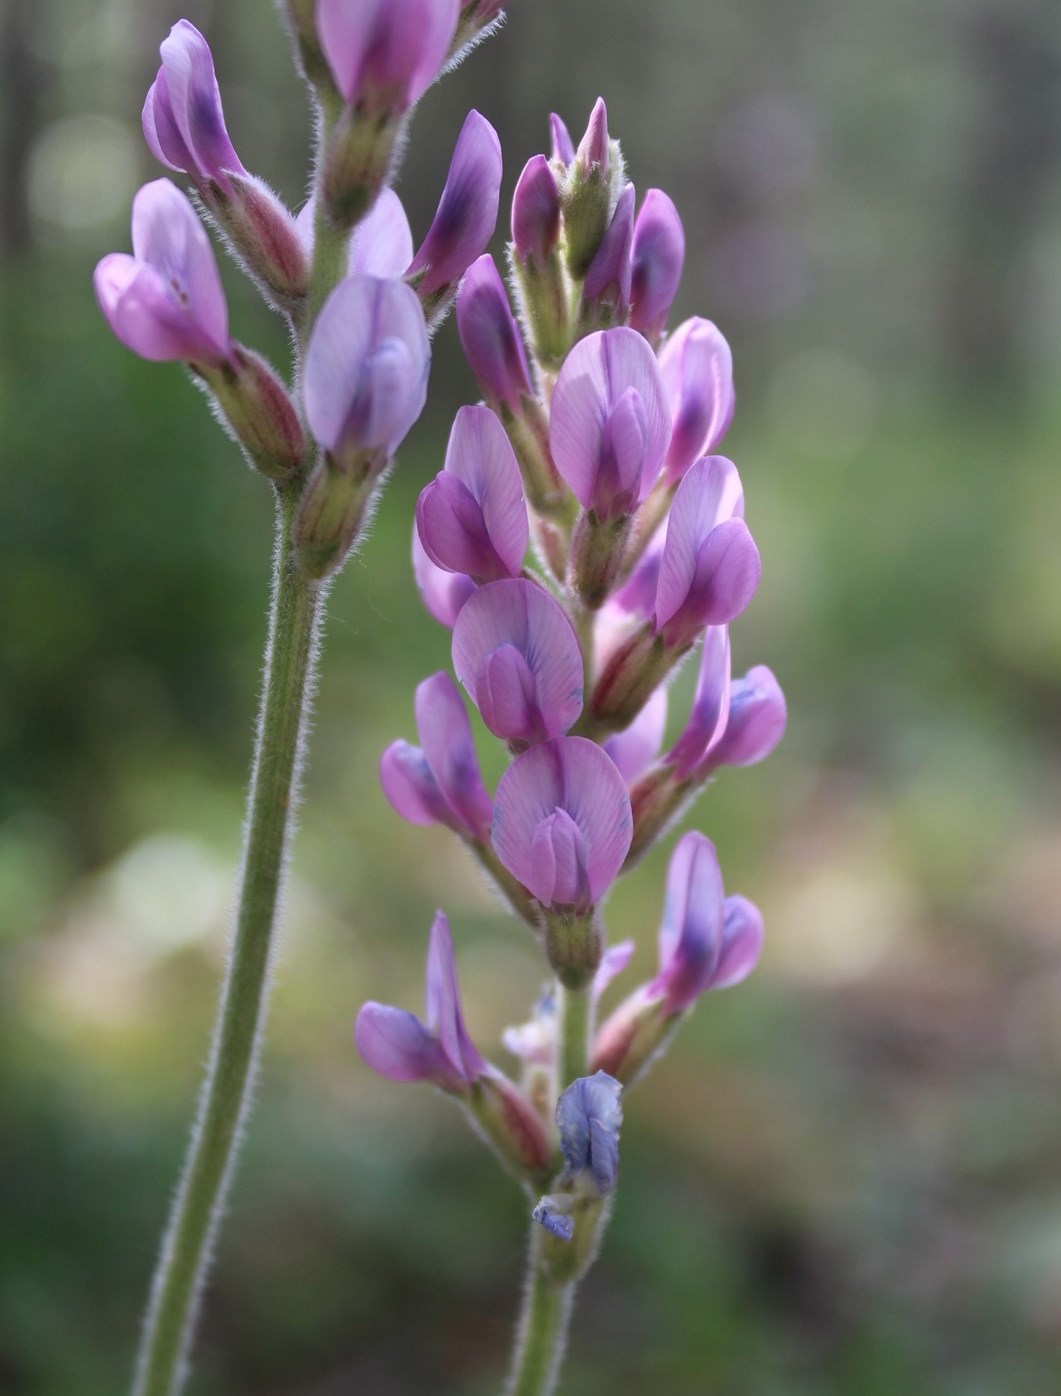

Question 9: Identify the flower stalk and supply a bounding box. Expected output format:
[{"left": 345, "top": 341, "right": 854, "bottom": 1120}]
[{"left": 132, "top": 486, "right": 322, "bottom": 1396}]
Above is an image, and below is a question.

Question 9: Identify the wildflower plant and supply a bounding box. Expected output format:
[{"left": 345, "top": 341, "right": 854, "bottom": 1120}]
[
  {"left": 96, "top": 8, "right": 505, "bottom": 1395},
  {"left": 364, "top": 98, "right": 787, "bottom": 1394},
  {"left": 96, "top": 6, "right": 785, "bottom": 1395}
]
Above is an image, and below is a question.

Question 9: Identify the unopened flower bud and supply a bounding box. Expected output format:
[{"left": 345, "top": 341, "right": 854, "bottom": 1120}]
[
  {"left": 470, "top": 1072, "right": 553, "bottom": 1183},
  {"left": 629, "top": 189, "right": 685, "bottom": 344},
  {"left": 281, "top": 0, "right": 336, "bottom": 94},
  {"left": 512, "top": 155, "right": 562, "bottom": 265},
  {"left": 449, "top": 1, "right": 507, "bottom": 64},
  {"left": 318, "top": 0, "right": 459, "bottom": 116},
  {"left": 221, "top": 173, "right": 309, "bottom": 310},
  {"left": 561, "top": 98, "right": 618, "bottom": 280},
  {"left": 406, "top": 110, "right": 502, "bottom": 324},
  {"left": 457, "top": 254, "right": 533, "bottom": 412},
  {"left": 579, "top": 183, "right": 634, "bottom": 333},
  {"left": 201, "top": 345, "right": 307, "bottom": 482}
]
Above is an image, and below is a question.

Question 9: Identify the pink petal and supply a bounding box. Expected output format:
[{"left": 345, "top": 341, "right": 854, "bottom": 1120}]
[
  {"left": 653, "top": 456, "right": 749, "bottom": 634},
  {"left": 443, "top": 406, "right": 528, "bottom": 577},
  {"left": 629, "top": 189, "right": 685, "bottom": 341},
  {"left": 704, "top": 665, "right": 787, "bottom": 773},
  {"left": 156, "top": 20, "right": 245, "bottom": 183},
  {"left": 349, "top": 187, "right": 414, "bottom": 277},
  {"left": 355, "top": 1002, "right": 464, "bottom": 1087},
  {"left": 529, "top": 808, "right": 590, "bottom": 907},
  {"left": 412, "top": 526, "right": 475, "bottom": 628},
  {"left": 451, "top": 580, "right": 583, "bottom": 744},
  {"left": 713, "top": 896, "right": 765, "bottom": 989},
  {"left": 379, "top": 739, "right": 453, "bottom": 828},
  {"left": 491, "top": 738, "right": 633, "bottom": 905},
  {"left": 660, "top": 320, "right": 735, "bottom": 484}
]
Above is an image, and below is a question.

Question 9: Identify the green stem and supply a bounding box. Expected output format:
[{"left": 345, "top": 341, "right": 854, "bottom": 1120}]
[
  {"left": 131, "top": 488, "right": 323, "bottom": 1396},
  {"left": 557, "top": 981, "right": 591, "bottom": 1091},
  {"left": 506, "top": 1235, "right": 575, "bottom": 1396}
]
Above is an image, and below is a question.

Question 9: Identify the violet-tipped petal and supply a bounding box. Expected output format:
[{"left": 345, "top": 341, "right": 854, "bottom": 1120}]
[
  {"left": 629, "top": 188, "right": 685, "bottom": 342},
  {"left": 304, "top": 275, "right": 429, "bottom": 462},
  {"left": 142, "top": 21, "right": 246, "bottom": 190},
  {"left": 653, "top": 833, "right": 764, "bottom": 1013},
  {"left": 412, "top": 526, "right": 476, "bottom": 628},
  {"left": 660, "top": 319, "right": 735, "bottom": 484},
  {"left": 550, "top": 327, "right": 670, "bottom": 519},
  {"left": 416, "top": 405, "right": 528, "bottom": 581},
  {"left": 407, "top": 110, "right": 502, "bottom": 302},
  {"left": 700, "top": 665, "right": 787, "bottom": 774},
  {"left": 456, "top": 254, "right": 533, "bottom": 412},
  {"left": 532, "top": 1197, "right": 574, "bottom": 1241},
  {"left": 512, "top": 154, "right": 561, "bottom": 265},
  {"left": 355, "top": 911, "right": 485, "bottom": 1091},
  {"left": 556, "top": 1071, "right": 622, "bottom": 1193},
  {"left": 666, "top": 625, "right": 731, "bottom": 779},
  {"left": 581, "top": 182, "right": 634, "bottom": 328},
  {"left": 317, "top": 0, "right": 460, "bottom": 112},
  {"left": 491, "top": 737, "right": 633, "bottom": 910},
  {"left": 452, "top": 580, "right": 583, "bottom": 745},
  {"left": 94, "top": 179, "right": 228, "bottom": 365},
  {"left": 654, "top": 457, "right": 759, "bottom": 646}
]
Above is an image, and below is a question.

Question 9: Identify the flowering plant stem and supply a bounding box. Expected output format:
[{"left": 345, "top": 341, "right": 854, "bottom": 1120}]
[
  {"left": 504, "top": 978, "right": 594, "bottom": 1395},
  {"left": 132, "top": 485, "right": 323, "bottom": 1396},
  {"left": 507, "top": 1235, "right": 575, "bottom": 1396}
]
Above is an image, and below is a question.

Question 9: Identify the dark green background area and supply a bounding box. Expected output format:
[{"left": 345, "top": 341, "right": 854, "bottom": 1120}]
[{"left": 3, "top": 1, "right": 1061, "bottom": 1392}]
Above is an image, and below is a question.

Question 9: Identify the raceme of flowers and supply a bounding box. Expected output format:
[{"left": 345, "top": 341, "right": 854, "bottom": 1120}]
[
  {"left": 359, "top": 99, "right": 787, "bottom": 1246},
  {"left": 94, "top": 11, "right": 504, "bottom": 579}
]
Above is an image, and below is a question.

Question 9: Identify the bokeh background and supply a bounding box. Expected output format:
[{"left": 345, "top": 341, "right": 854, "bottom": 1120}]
[{"left": 4, "top": 0, "right": 1061, "bottom": 1392}]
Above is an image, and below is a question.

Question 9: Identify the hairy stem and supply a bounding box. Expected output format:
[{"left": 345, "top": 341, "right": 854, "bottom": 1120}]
[
  {"left": 131, "top": 487, "right": 323, "bottom": 1396},
  {"left": 506, "top": 1234, "right": 575, "bottom": 1396},
  {"left": 556, "top": 981, "right": 591, "bottom": 1091}
]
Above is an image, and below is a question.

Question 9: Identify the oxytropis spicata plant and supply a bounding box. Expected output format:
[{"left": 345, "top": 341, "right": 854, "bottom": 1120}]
[
  {"left": 94, "top": 6, "right": 508, "bottom": 1394},
  {"left": 360, "top": 99, "right": 787, "bottom": 1393}
]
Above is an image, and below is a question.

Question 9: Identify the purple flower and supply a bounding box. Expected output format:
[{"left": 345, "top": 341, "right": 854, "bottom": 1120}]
[
  {"left": 654, "top": 456, "right": 760, "bottom": 647},
  {"left": 452, "top": 580, "right": 583, "bottom": 746},
  {"left": 379, "top": 672, "right": 492, "bottom": 841},
  {"left": 317, "top": 0, "right": 460, "bottom": 113},
  {"left": 142, "top": 21, "right": 246, "bottom": 192},
  {"left": 651, "top": 833, "right": 764, "bottom": 1013},
  {"left": 456, "top": 254, "right": 533, "bottom": 413},
  {"left": 699, "top": 665, "right": 787, "bottom": 776},
  {"left": 604, "top": 688, "right": 668, "bottom": 785},
  {"left": 304, "top": 275, "right": 430, "bottom": 463},
  {"left": 549, "top": 112, "right": 576, "bottom": 167},
  {"left": 406, "top": 111, "right": 502, "bottom": 302},
  {"left": 491, "top": 737, "right": 632, "bottom": 910},
  {"left": 549, "top": 327, "right": 671, "bottom": 521},
  {"left": 512, "top": 155, "right": 561, "bottom": 265},
  {"left": 665, "top": 625, "right": 731, "bottom": 780},
  {"left": 582, "top": 183, "right": 634, "bottom": 324},
  {"left": 556, "top": 1071, "right": 622, "bottom": 1192},
  {"left": 355, "top": 910, "right": 486, "bottom": 1091},
  {"left": 417, "top": 405, "right": 528, "bottom": 582},
  {"left": 629, "top": 189, "right": 685, "bottom": 342},
  {"left": 659, "top": 318, "right": 735, "bottom": 485},
  {"left": 94, "top": 179, "right": 229, "bottom": 365},
  {"left": 411, "top": 526, "right": 476, "bottom": 628}
]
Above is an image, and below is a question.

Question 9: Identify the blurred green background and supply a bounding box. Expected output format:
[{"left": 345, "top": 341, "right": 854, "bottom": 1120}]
[{"left": 3, "top": 0, "right": 1061, "bottom": 1392}]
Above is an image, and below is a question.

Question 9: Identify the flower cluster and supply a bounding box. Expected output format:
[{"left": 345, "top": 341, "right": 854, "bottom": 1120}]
[
  {"left": 359, "top": 101, "right": 787, "bottom": 1245},
  {"left": 95, "top": 13, "right": 504, "bottom": 578}
]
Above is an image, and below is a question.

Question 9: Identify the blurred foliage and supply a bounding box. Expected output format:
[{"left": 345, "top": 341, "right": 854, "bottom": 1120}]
[{"left": 2, "top": 0, "right": 1061, "bottom": 1393}]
